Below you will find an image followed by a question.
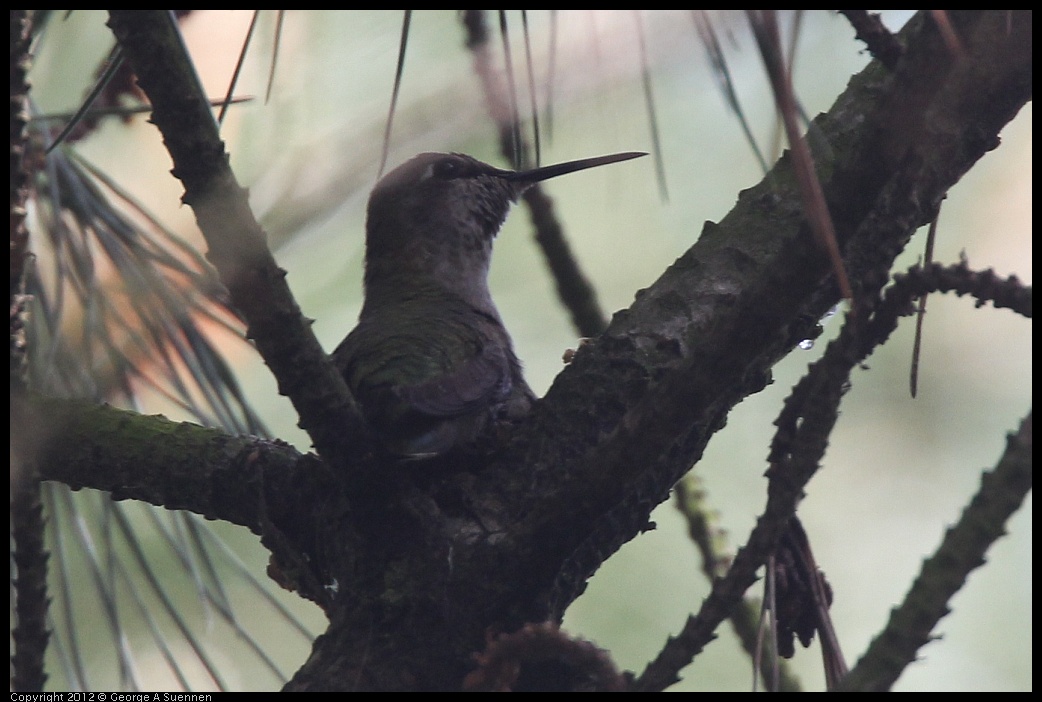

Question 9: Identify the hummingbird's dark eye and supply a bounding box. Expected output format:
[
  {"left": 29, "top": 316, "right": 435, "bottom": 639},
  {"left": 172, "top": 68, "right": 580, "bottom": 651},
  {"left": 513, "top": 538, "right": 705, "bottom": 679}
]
[
  {"left": 430, "top": 157, "right": 464, "bottom": 180},
  {"left": 416, "top": 154, "right": 479, "bottom": 184}
]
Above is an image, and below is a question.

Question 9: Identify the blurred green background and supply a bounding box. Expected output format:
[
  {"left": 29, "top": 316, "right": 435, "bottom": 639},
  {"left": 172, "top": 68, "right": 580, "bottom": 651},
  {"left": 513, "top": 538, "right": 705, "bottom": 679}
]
[{"left": 27, "top": 10, "right": 1030, "bottom": 692}]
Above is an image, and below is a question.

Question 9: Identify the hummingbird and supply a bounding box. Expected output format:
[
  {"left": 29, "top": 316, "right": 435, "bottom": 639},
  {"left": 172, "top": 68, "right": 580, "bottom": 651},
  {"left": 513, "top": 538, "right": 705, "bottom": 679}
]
[{"left": 332, "top": 150, "right": 645, "bottom": 458}]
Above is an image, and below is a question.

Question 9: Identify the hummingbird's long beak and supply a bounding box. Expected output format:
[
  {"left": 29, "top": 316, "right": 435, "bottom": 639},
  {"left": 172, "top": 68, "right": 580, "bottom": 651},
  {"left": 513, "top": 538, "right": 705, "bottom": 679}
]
[{"left": 501, "top": 152, "right": 646, "bottom": 184}]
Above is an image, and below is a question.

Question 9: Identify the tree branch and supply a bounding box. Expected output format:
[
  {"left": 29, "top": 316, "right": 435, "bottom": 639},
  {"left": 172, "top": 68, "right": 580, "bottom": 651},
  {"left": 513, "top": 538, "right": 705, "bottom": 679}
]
[
  {"left": 633, "top": 262, "right": 1031, "bottom": 691},
  {"left": 23, "top": 395, "right": 347, "bottom": 610},
  {"left": 11, "top": 11, "right": 49, "bottom": 692},
  {"left": 839, "top": 11, "right": 904, "bottom": 70},
  {"left": 25, "top": 396, "right": 306, "bottom": 532},
  {"left": 482, "top": 9, "right": 1031, "bottom": 615},
  {"left": 839, "top": 411, "right": 1032, "bottom": 691},
  {"left": 104, "top": 10, "right": 366, "bottom": 472}
]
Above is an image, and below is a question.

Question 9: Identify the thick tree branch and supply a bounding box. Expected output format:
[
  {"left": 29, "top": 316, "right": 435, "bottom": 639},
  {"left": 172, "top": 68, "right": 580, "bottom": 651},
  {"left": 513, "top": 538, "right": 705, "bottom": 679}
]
[
  {"left": 470, "top": 10, "right": 1031, "bottom": 617},
  {"left": 288, "top": 12, "right": 1031, "bottom": 689},
  {"left": 22, "top": 395, "right": 346, "bottom": 611},
  {"left": 24, "top": 396, "right": 306, "bottom": 532},
  {"left": 104, "top": 10, "right": 365, "bottom": 471}
]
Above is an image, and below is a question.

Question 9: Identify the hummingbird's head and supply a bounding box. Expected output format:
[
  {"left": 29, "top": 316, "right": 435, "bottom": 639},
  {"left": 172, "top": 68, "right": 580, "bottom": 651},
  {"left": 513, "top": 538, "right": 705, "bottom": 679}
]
[
  {"left": 366, "top": 153, "right": 520, "bottom": 266},
  {"left": 365, "top": 150, "right": 646, "bottom": 257},
  {"left": 361, "top": 151, "right": 645, "bottom": 301}
]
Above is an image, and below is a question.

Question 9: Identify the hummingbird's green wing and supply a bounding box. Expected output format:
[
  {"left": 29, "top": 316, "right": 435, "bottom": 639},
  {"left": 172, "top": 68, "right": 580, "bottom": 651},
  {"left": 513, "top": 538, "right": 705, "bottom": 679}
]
[
  {"left": 394, "top": 341, "right": 513, "bottom": 417},
  {"left": 332, "top": 311, "right": 518, "bottom": 456}
]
